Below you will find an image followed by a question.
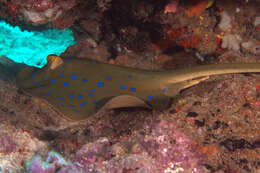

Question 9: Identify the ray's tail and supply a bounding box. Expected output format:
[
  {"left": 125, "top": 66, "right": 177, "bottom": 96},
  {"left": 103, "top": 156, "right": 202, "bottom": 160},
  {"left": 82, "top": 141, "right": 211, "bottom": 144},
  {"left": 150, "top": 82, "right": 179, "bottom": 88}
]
[{"left": 162, "top": 63, "right": 260, "bottom": 83}]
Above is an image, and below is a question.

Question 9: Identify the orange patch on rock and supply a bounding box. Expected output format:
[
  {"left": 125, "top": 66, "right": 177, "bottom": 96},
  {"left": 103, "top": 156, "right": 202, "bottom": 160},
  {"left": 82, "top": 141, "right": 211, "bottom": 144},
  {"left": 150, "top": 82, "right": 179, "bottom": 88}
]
[
  {"left": 215, "top": 35, "right": 223, "bottom": 51},
  {"left": 257, "top": 25, "right": 260, "bottom": 31},
  {"left": 108, "top": 59, "right": 115, "bottom": 64},
  {"left": 148, "top": 39, "right": 174, "bottom": 52},
  {"left": 155, "top": 54, "right": 171, "bottom": 64},
  {"left": 148, "top": 43, "right": 160, "bottom": 52},
  {"left": 185, "top": 0, "right": 208, "bottom": 17},
  {"left": 164, "top": 26, "right": 189, "bottom": 41},
  {"left": 156, "top": 39, "right": 174, "bottom": 51},
  {"left": 179, "top": 36, "right": 202, "bottom": 48}
]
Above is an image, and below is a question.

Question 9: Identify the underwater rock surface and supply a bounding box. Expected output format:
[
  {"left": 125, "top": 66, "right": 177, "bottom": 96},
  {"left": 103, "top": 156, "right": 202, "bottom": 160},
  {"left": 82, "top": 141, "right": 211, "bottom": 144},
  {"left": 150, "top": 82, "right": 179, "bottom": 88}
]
[
  {"left": 0, "top": 0, "right": 259, "bottom": 172},
  {"left": 24, "top": 120, "right": 207, "bottom": 173}
]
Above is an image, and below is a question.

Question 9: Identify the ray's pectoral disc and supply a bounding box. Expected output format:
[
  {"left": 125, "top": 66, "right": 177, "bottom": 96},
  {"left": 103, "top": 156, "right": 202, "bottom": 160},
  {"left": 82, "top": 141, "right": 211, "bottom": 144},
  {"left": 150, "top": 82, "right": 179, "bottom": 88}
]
[{"left": 16, "top": 55, "right": 171, "bottom": 120}]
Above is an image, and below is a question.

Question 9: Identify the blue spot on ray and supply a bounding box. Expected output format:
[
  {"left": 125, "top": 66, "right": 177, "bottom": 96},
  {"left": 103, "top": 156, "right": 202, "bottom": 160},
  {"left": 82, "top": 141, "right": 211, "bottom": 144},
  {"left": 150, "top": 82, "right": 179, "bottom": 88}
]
[
  {"left": 69, "top": 94, "right": 74, "bottom": 98},
  {"left": 130, "top": 88, "right": 136, "bottom": 92},
  {"left": 77, "top": 95, "right": 82, "bottom": 99},
  {"left": 106, "top": 77, "right": 112, "bottom": 81},
  {"left": 46, "top": 92, "right": 51, "bottom": 95},
  {"left": 80, "top": 102, "right": 86, "bottom": 106},
  {"left": 162, "top": 100, "right": 166, "bottom": 105},
  {"left": 147, "top": 96, "right": 153, "bottom": 99},
  {"left": 91, "top": 89, "right": 96, "bottom": 92},
  {"left": 45, "top": 77, "right": 48, "bottom": 80},
  {"left": 88, "top": 93, "right": 93, "bottom": 96},
  {"left": 162, "top": 88, "right": 167, "bottom": 93},
  {"left": 64, "top": 81, "right": 69, "bottom": 86},
  {"left": 69, "top": 105, "right": 73, "bottom": 108},
  {"left": 92, "top": 62, "right": 97, "bottom": 64},
  {"left": 72, "top": 75, "right": 77, "bottom": 79},
  {"left": 74, "top": 109, "right": 79, "bottom": 113},
  {"left": 35, "top": 82, "right": 39, "bottom": 86},
  {"left": 59, "top": 73, "right": 64, "bottom": 77},
  {"left": 120, "top": 85, "right": 126, "bottom": 89},
  {"left": 58, "top": 97, "right": 62, "bottom": 100},
  {"left": 51, "top": 79, "right": 56, "bottom": 83},
  {"left": 82, "top": 78, "right": 88, "bottom": 82},
  {"left": 97, "top": 82, "right": 104, "bottom": 87},
  {"left": 93, "top": 101, "right": 98, "bottom": 104}
]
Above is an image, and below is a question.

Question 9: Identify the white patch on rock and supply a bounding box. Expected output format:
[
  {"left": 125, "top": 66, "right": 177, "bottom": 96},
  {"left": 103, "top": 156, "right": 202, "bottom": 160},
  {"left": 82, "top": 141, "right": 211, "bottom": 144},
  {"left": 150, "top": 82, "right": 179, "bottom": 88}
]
[
  {"left": 254, "top": 16, "right": 260, "bottom": 26},
  {"left": 221, "top": 34, "right": 241, "bottom": 51},
  {"left": 22, "top": 9, "right": 46, "bottom": 24},
  {"left": 218, "top": 11, "right": 232, "bottom": 31},
  {"left": 22, "top": 6, "right": 63, "bottom": 25},
  {"left": 241, "top": 41, "right": 260, "bottom": 55},
  {"left": 44, "top": 7, "right": 57, "bottom": 18}
]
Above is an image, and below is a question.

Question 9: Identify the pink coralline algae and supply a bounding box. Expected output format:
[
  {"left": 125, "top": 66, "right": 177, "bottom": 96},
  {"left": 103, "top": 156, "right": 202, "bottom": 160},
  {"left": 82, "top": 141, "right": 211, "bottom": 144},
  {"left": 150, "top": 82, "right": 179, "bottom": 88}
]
[
  {"left": 136, "top": 119, "right": 208, "bottom": 172},
  {"left": 73, "top": 138, "right": 113, "bottom": 167},
  {"left": 164, "top": 0, "right": 179, "bottom": 13},
  {"left": 0, "top": 133, "right": 16, "bottom": 154},
  {"left": 72, "top": 118, "right": 208, "bottom": 172},
  {"left": 27, "top": 156, "right": 56, "bottom": 173},
  {"left": 25, "top": 118, "right": 208, "bottom": 172}
]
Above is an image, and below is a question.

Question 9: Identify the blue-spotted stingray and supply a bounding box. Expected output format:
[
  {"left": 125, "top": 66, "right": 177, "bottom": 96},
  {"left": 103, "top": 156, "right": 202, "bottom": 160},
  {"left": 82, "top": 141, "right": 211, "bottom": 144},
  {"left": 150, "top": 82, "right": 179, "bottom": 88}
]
[{"left": 17, "top": 55, "right": 260, "bottom": 120}]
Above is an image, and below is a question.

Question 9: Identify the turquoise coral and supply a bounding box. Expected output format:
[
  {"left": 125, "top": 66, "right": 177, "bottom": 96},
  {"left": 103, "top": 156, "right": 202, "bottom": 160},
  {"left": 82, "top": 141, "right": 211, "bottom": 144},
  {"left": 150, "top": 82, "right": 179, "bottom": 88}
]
[{"left": 0, "top": 20, "right": 75, "bottom": 68}]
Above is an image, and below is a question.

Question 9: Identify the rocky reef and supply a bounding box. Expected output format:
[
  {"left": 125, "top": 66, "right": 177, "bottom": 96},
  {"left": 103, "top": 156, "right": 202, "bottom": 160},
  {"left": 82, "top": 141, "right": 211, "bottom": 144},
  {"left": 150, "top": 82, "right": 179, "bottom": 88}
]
[{"left": 0, "top": 0, "right": 259, "bottom": 172}]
